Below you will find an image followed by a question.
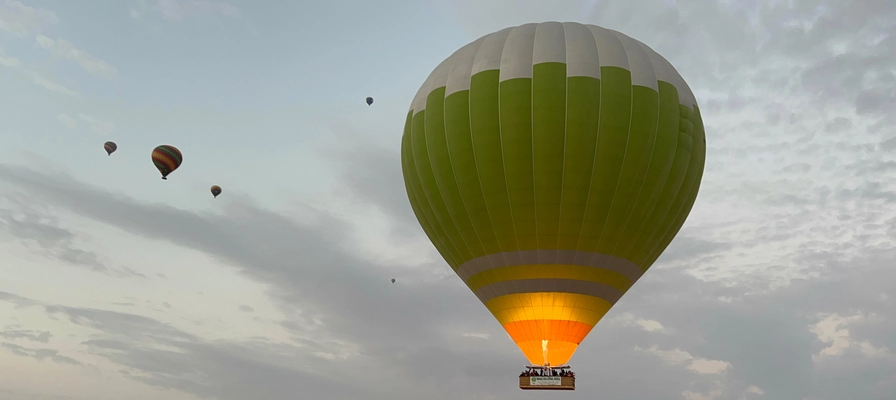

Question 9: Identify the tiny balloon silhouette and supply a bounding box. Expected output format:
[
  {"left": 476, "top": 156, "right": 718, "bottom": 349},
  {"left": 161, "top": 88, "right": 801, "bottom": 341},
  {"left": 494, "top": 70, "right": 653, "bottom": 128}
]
[
  {"left": 151, "top": 145, "right": 183, "bottom": 180},
  {"left": 366, "top": 96, "right": 373, "bottom": 106},
  {"left": 210, "top": 185, "right": 222, "bottom": 198},
  {"left": 391, "top": 278, "right": 396, "bottom": 283},
  {"left": 104, "top": 141, "right": 117, "bottom": 156}
]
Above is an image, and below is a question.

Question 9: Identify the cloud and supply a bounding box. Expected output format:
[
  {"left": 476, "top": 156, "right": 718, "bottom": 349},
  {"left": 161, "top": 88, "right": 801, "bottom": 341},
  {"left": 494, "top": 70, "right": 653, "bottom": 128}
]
[
  {"left": 744, "top": 385, "right": 765, "bottom": 397},
  {"left": 0, "top": 0, "right": 58, "bottom": 36},
  {"left": 77, "top": 113, "right": 115, "bottom": 135},
  {"left": 1, "top": 342, "right": 81, "bottom": 365},
  {"left": 0, "top": 388, "right": 85, "bottom": 400},
  {"left": 0, "top": 291, "right": 38, "bottom": 307},
  {"left": 131, "top": 0, "right": 240, "bottom": 21},
  {"left": 811, "top": 313, "right": 894, "bottom": 362},
  {"left": 0, "top": 191, "right": 144, "bottom": 278},
  {"left": 636, "top": 345, "right": 731, "bottom": 375},
  {"left": 612, "top": 312, "right": 670, "bottom": 333},
  {"left": 461, "top": 333, "right": 490, "bottom": 339},
  {"left": 34, "top": 35, "right": 118, "bottom": 78},
  {"left": 0, "top": 48, "right": 79, "bottom": 96},
  {"left": 0, "top": 328, "right": 52, "bottom": 343},
  {"left": 57, "top": 113, "right": 77, "bottom": 128},
  {"left": 0, "top": 292, "right": 395, "bottom": 400}
]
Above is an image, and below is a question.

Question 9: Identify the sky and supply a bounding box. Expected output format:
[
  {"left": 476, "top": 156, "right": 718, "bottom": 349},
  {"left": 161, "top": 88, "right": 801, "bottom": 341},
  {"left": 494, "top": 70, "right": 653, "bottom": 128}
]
[{"left": 0, "top": 0, "right": 894, "bottom": 399}]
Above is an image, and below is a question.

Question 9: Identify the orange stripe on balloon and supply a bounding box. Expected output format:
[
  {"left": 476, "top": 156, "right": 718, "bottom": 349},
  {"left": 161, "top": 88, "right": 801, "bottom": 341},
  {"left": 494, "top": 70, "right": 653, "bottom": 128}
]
[
  {"left": 503, "top": 320, "right": 594, "bottom": 344},
  {"left": 503, "top": 320, "right": 594, "bottom": 365},
  {"left": 152, "top": 154, "right": 178, "bottom": 170}
]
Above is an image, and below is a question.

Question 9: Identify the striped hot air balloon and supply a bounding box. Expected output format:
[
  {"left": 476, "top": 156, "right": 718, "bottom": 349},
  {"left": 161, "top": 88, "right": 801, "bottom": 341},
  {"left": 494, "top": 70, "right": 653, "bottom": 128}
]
[
  {"left": 104, "top": 141, "right": 117, "bottom": 156},
  {"left": 400, "top": 22, "right": 706, "bottom": 368},
  {"left": 151, "top": 145, "right": 183, "bottom": 180}
]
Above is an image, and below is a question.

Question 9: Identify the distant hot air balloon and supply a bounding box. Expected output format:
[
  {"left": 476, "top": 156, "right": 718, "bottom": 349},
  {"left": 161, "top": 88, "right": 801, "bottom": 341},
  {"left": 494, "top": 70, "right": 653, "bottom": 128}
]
[
  {"left": 391, "top": 278, "right": 396, "bottom": 283},
  {"left": 104, "top": 141, "right": 117, "bottom": 156},
  {"left": 366, "top": 96, "right": 374, "bottom": 106},
  {"left": 210, "top": 185, "right": 222, "bottom": 198},
  {"left": 151, "top": 145, "right": 183, "bottom": 180},
  {"left": 401, "top": 22, "right": 706, "bottom": 373}
]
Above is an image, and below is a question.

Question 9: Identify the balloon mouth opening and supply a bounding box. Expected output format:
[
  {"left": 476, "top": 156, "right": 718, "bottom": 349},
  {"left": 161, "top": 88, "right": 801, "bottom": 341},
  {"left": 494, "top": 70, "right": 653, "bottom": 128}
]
[{"left": 513, "top": 339, "right": 581, "bottom": 366}]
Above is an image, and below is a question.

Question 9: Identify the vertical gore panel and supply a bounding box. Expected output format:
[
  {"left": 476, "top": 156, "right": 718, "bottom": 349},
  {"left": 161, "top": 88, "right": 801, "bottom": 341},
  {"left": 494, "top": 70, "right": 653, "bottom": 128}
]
[
  {"left": 595, "top": 85, "right": 660, "bottom": 256},
  {"left": 536, "top": 59, "right": 564, "bottom": 344},
  {"left": 530, "top": 61, "right": 568, "bottom": 346},
  {"left": 425, "top": 88, "right": 487, "bottom": 260},
  {"left": 531, "top": 62, "right": 568, "bottom": 258},
  {"left": 468, "top": 70, "right": 518, "bottom": 255},
  {"left": 443, "top": 90, "right": 502, "bottom": 261},
  {"left": 643, "top": 105, "right": 698, "bottom": 260},
  {"left": 410, "top": 110, "right": 471, "bottom": 264},
  {"left": 402, "top": 112, "right": 460, "bottom": 268},
  {"left": 643, "top": 105, "right": 706, "bottom": 267},
  {"left": 402, "top": 118, "right": 442, "bottom": 264},
  {"left": 499, "top": 77, "right": 537, "bottom": 250},
  {"left": 616, "top": 81, "right": 680, "bottom": 263},
  {"left": 630, "top": 104, "right": 694, "bottom": 268},
  {"left": 576, "top": 66, "right": 632, "bottom": 254},
  {"left": 557, "top": 76, "right": 601, "bottom": 251}
]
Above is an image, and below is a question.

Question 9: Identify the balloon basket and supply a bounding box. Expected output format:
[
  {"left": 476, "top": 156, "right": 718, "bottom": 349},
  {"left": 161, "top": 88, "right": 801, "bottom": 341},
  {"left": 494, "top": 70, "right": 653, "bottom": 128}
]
[{"left": 519, "top": 365, "right": 575, "bottom": 390}]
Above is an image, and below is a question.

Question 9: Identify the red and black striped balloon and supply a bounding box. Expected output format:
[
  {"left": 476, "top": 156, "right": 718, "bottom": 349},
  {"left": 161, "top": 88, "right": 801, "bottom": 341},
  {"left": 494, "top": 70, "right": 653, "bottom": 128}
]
[
  {"left": 104, "top": 141, "right": 117, "bottom": 156},
  {"left": 151, "top": 145, "right": 183, "bottom": 180}
]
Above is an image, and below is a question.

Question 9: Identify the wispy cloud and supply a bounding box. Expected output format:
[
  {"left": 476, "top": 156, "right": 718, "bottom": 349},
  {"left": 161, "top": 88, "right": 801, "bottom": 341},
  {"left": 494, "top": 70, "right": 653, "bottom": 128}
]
[
  {"left": 0, "top": 48, "right": 79, "bottom": 96},
  {"left": 0, "top": 194, "right": 144, "bottom": 278},
  {"left": 34, "top": 35, "right": 118, "bottom": 78},
  {"left": 77, "top": 113, "right": 115, "bottom": 135},
  {"left": 131, "top": 0, "right": 239, "bottom": 21},
  {"left": 0, "top": 0, "right": 57, "bottom": 36},
  {"left": 0, "top": 328, "right": 52, "bottom": 343},
  {"left": 55, "top": 113, "right": 116, "bottom": 134},
  {"left": 57, "top": 113, "right": 77, "bottom": 128},
  {"left": 637, "top": 345, "right": 731, "bottom": 375},
  {"left": 1, "top": 342, "right": 81, "bottom": 365}
]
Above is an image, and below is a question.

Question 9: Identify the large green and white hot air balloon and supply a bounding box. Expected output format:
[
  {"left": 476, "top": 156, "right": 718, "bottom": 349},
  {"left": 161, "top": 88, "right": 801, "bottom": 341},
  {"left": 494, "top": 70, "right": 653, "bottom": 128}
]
[{"left": 401, "top": 22, "right": 706, "bottom": 368}]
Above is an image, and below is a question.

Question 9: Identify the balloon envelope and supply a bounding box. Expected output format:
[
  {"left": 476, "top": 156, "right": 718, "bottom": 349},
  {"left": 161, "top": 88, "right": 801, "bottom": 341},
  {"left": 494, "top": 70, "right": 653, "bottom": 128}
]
[
  {"left": 400, "top": 22, "right": 706, "bottom": 366},
  {"left": 151, "top": 145, "right": 183, "bottom": 180},
  {"left": 104, "top": 141, "right": 117, "bottom": 156},
  {"left": 366, "top": 96, "right": 374, "bottom": 105},
  {"left": 210, "top": 185, "right": 222, "bottom": 198}
]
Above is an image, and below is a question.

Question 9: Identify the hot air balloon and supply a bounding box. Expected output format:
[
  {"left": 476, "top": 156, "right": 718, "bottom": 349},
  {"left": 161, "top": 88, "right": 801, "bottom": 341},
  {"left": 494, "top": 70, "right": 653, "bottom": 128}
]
[
  {"left": 151, "top": 145, "right": 183, "bottom": 180},
  {"left": 210, "top": 185, "right": 222, "bottom": 198},
  {"left": 366, "top": 96, "right": 374, "bottom": 106},
  {"left": 400, "top": 22, "right": 706, "bottom": 389},
  {"left": 391, "top": 278, "right": 396, "bottom": 283},
  {"left": 104, "top": 141, "right": 117, "bottom": 156}
]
